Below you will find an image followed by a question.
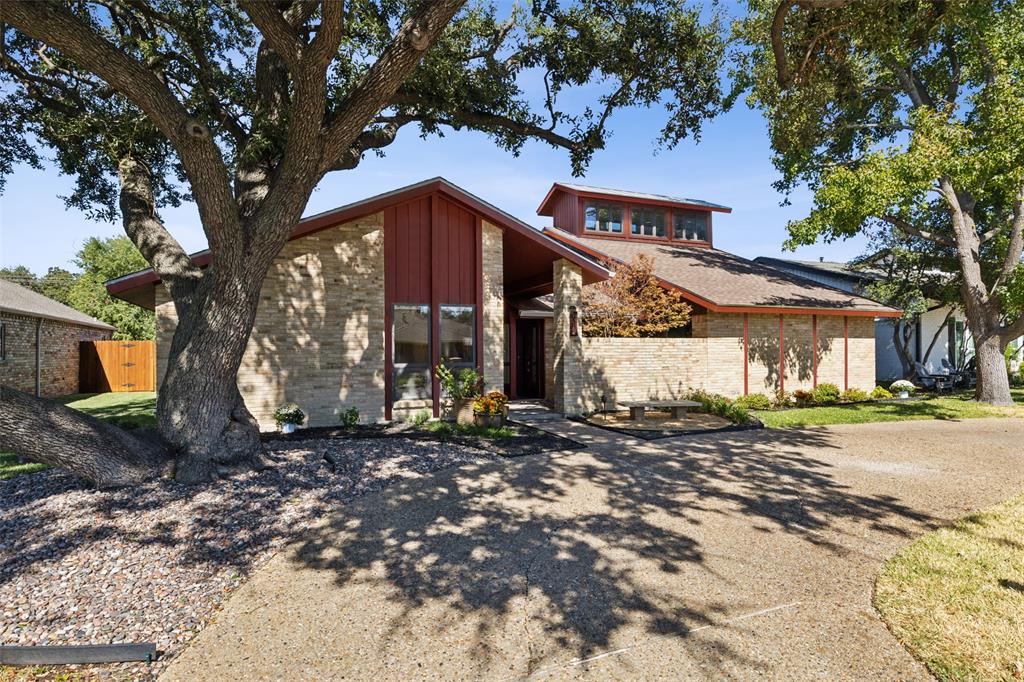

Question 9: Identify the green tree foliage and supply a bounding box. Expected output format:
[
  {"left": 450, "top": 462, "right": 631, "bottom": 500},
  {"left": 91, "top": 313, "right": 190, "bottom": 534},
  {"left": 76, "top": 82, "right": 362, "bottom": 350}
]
[
  {"left": 735, "top": 0, "right": 1024, "bottom": 403},
  {"left": 67, "top": 237, "right": 155, "bottom": 340},
  {"left": 0, "top": 265, "right": 41, "bottom": 291}
]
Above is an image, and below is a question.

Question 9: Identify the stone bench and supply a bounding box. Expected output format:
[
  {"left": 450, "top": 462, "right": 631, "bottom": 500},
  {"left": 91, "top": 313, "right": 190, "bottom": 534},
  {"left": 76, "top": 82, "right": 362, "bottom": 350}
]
[{"left": 618, "top": 400, "right": 702, "bottom": 422}]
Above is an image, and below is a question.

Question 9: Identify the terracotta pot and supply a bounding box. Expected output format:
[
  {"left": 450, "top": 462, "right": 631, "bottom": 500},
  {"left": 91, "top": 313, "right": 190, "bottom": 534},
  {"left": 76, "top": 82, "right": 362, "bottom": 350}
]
[
  {"left": 473, "top": 412, "right": 504, "bottom": 429},
  {"left": 453, "top": 398, "right": 476, "bottom": 425}
]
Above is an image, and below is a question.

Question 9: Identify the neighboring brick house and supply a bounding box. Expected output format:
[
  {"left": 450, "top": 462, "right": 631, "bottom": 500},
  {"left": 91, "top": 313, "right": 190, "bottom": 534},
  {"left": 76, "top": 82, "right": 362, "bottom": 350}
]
[
  {"left": 107, "top": 178, "right": 898, "bottom": 430},
  {"left": 0, "top": 280, "right": 114, "bottom": 397}
]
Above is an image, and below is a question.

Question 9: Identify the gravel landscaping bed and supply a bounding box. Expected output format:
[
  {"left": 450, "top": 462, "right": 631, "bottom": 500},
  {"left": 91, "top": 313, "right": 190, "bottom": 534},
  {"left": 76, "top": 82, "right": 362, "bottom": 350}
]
[{"left": 0, "top": 436, "right": 499, "bottom": 680}]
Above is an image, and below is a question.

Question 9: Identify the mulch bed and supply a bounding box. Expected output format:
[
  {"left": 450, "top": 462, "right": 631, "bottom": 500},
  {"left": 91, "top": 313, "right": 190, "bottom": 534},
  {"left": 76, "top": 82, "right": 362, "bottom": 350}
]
[
  {"left": 575, "top": 410, "right": 763, "bottom": 441},
  {"left": 0, "top": 435, "right": 514, "bottom": 681},
  {"left": 265, "top": 421, "right": 583, "bottom": 458}
]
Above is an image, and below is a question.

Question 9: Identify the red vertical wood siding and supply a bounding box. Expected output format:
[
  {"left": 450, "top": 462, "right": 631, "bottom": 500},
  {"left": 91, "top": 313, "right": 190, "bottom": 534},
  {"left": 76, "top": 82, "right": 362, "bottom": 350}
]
[
  {"left": 550, "top": 191, "right": 579, "bottom": 233},
  {"left": 434, "top": 197, "right": 477, "bottom": 305}
]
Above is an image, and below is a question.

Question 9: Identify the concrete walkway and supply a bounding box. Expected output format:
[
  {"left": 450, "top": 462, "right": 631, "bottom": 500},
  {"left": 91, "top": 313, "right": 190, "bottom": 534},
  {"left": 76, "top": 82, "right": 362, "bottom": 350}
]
[{"left": 163, "top": 417, "right": 1024, "bottom": 681}]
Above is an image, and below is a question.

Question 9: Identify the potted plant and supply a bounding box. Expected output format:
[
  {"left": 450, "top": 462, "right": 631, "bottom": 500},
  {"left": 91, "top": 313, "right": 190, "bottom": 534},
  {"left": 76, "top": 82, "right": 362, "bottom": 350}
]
[
  {"left": 890, "top": 380, "right": 916, "bottom": 400},
  {"left": 472, "top": 391, "right": 508, "bottom": 428},
  {"left": 274, "top": 403, "right": 305, "bottom": 433},
  {"left": 435, "top": 362, "right": 482, "bottom": 425}
]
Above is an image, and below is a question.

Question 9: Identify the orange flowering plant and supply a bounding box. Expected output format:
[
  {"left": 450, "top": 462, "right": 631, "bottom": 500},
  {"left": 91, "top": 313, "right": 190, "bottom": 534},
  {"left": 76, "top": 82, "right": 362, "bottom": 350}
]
[{"left": 472, "top": 391, "right": 508, "bottom": 415}]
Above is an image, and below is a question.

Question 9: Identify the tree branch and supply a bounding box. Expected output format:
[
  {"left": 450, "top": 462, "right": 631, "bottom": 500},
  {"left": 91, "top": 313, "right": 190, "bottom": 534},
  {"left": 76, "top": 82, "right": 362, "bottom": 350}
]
[
  {"left": 321, "top": 0, "right": 467, "bottom": 173},
  {"left": 1, "top": 0, "right": 240, "bottom": 253},
  {"left": 771, "top": 0, "right": 851, "bottom": 88},
  {"left": 881, "top": 214, "right": 955, "bottom": 247},
  {"left": 309, "top": 0, "right": 346, "bottom": 69},
  {"left": 238, "top": 1, "right": 303, "bottom": 68}
]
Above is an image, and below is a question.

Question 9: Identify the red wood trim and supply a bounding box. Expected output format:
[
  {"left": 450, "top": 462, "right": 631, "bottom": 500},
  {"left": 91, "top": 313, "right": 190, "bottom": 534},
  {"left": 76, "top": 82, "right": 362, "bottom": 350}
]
[
  {"left": 475, "top": 215, "right": 484, "bottom": 384},
  {"left": 508, "top": 309, "right": 518, "bottom": 398},
  {"left": 779, "top": 314, "right": 785, "bottom": 394},
  {"left": 573, "top": 230, "right": 714, "bottom": 249},
  {"left": 707, "top": 211, "right": 714, "bottom": 249},
  {"left": 812, "top": 314, "right": 818, "bottom": 388},
  {"left": 843, "top": 315, "right": 849, "bottom": 391},
  {"left": 384, "top": 206, "right": 395, "bottom": 421},
  {"left": 743, "top": 313, "right": 749, "bottom": 396},
  {"left": 430, "top": 194, "right": 441, "bottom": 418},
  {"left": 538, "top": 318, "right": 546, "bottom": 399}
]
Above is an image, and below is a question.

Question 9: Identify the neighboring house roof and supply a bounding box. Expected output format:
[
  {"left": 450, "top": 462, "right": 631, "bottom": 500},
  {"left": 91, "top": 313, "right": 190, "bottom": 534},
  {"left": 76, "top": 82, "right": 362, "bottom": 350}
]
[
  {"left": 106, "top": 177, "right": 610, "bottom": 309},
  {"left": 545, "top": 230, "right": 899, "bottom": 317},
  {"left": 0, "top": 279, "right": 115, "bottom": 330},
  {"left": 537, "top": 182, "right": 732, "bottom": 216},
  {"left": 753, "top": 257, "right": 884, "bottom": 283}
]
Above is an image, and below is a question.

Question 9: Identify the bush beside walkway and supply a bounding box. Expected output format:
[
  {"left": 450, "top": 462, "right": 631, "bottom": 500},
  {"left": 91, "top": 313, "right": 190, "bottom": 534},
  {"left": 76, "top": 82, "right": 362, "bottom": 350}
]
[{"left": 875, "top": 492, "right": 1024, "bottom": 681}]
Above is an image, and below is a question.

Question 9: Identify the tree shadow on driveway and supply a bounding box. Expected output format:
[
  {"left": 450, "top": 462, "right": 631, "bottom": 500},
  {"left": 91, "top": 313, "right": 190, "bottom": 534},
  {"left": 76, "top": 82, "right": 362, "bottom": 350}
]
[{"left": 289, "top": 426, "right": 936, "bottom": 676}]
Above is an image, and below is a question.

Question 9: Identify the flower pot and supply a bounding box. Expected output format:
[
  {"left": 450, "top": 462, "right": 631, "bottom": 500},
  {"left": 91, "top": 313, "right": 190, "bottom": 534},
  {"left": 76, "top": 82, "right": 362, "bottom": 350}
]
[
  {"left": 281, "top": 422, "right": 297, "bottom": 434},
  {"left": 473, "top": 413, "right": 504, "bottom": 429},
  {"left": 453, "top": 398, "right": 476, "bottom": 425},
  {"left": 899, "top": 391, "right": 909, "bottom": 400}
]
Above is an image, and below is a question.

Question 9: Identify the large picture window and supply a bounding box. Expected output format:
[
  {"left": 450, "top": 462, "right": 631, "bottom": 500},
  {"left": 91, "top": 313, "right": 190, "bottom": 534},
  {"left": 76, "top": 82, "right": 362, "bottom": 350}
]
[
  {"left": 630, "top": 207, "right": 666, "bottom": 237},
  {"left": 673, "top": 210, "right": 708, "bottom": 241},
  {"left": 393, "top": 304, "right": 431, "bottom": 400},
  {"left": 584, "top": 202, "right": 623, "bottom": 233},
  {"left": 440, "top": 305, "right": 476, "bottom": 366}
]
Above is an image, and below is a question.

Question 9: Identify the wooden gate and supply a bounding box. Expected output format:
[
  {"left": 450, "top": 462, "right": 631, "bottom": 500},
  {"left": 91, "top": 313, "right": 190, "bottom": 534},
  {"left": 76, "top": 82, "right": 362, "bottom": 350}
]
[{"left": 79, "top": 340, "right": 156, "bottom": 392}]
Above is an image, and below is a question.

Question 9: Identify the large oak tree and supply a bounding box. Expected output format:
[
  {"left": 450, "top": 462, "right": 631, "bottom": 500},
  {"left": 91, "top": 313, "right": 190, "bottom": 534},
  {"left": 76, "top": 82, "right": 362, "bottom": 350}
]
[
  {"left": 0, "top": 0, "right": 726, "bottom": 485},
  {"left": 736, "top": 0, "right": 1024, "bottom": 403}
]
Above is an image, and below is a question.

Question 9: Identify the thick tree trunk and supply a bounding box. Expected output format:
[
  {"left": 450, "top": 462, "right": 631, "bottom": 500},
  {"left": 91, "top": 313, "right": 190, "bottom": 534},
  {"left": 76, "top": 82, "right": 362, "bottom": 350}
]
[
  {"left": 0, "top": 386, "right": 171, "bottom": 487},
  {"left": 974, "top": 334, "right": 1013, "bottom": 405},
  {"left": 157, "top": 266, "right": 271, "bottom": 482}
]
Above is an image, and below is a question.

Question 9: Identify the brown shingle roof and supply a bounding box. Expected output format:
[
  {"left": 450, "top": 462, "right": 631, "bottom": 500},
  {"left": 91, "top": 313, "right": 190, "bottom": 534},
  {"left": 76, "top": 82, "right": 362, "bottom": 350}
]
[{"left": 547, "top": 231, "right": 899, "bottom": 316}]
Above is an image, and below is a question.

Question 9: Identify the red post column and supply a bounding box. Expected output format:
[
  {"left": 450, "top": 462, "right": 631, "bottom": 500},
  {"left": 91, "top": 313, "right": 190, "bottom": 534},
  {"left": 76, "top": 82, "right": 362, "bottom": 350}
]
[
  {"left": 779, "top": 314, "right": 785, "bottom": 394},
  {"left": 508, "top": 310, "right": 518, "bottom": 398},
  {"left": 843, "top": 316, "right": 850, "bottom": 391},
  {"left": 812, "top": 314, "right": 818, "bottom": 388},
  {"left": 743, "top": 313, "right": 749, "bottom": 396}
]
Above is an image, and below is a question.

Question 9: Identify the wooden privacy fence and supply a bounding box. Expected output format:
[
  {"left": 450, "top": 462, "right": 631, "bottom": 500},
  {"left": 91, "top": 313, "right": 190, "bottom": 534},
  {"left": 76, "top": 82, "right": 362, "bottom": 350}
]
[{"left": 80, "top": 340, "right": 156, "bottom": 393}]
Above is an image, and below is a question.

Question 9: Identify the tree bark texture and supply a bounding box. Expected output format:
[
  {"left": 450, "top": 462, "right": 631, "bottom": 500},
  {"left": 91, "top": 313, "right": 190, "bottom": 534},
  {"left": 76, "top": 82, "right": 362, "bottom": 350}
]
[{"left": 0, "top": 386, "right": 171, "bottom": 487}]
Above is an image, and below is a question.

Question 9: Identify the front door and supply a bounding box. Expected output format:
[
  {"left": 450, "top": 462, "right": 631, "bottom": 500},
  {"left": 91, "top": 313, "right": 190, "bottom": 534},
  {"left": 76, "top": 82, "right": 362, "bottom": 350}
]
[{"left": 515, "top": 319, "right": 544, "bottom": 398}]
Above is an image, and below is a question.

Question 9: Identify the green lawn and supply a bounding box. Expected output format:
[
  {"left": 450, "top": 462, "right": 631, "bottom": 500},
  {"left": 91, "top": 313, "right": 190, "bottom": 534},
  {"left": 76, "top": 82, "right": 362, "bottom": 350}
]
[
  {"left": 0, "top": 392, "right": 156, "bottom": 481},
  {"left": 875, "top": 492, "right": 1024, "bottom": 681},
  {"left": 754, "top": 389, "right": 1024, "bottom": 428}
]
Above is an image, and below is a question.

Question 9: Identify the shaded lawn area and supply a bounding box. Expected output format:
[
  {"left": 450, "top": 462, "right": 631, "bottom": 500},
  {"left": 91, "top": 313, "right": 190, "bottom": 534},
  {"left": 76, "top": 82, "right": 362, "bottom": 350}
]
[
  {"left": 874, "top": 492, "right": 1024, "bottom": 681},
  {"left": 0, "top": 392, "right": 156, "bottom": 480},
  {"left": 755, "top": 388, "right": 1024, "bottom": 428}
]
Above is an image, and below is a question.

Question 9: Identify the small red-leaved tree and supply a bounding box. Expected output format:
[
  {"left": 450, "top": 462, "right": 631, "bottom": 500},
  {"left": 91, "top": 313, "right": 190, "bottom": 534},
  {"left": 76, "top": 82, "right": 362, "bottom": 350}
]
[{"left": 582, "top": 255, "right": 692, "bottom": 337}]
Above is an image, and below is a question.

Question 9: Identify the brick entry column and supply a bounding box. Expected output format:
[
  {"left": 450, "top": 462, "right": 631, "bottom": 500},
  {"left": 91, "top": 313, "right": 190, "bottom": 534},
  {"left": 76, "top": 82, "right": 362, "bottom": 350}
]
[{"left": 552, "top": 259, "right": 583, "bottom": 415}]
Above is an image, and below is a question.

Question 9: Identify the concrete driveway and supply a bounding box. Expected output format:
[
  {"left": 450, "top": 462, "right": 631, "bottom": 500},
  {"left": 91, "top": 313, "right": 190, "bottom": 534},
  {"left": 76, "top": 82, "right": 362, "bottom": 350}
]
[{"left": 163, "top": 418, "right": 1024, "bottom": 681}]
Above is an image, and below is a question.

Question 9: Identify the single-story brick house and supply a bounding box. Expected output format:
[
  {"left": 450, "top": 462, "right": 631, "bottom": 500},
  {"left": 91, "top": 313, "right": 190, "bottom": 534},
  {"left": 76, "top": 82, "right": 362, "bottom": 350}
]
[
  {"left": 107, "top": 178, "right": 898, "bottom": 429},
  {"left": 0, "top": 280, "right": 114, "bottom": 397}
]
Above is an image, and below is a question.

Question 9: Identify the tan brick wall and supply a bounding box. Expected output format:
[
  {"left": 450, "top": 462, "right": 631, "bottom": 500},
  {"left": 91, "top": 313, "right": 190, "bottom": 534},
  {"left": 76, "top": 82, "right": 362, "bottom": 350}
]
[
  {"left": 847, "top": 316, "right": 876, "bottom": 391},
  {"left": 546, "top": 310, "right": 880, "bottom": 410},
  {"left": 481, "top": 221, "right": 504, "bottom": 393},
  {"left": 552, "top": 259, "right": 583, "bottom": 414},
  {"left": 156, "top": 213, "right": 386, "bottom": 429},
  {"left": 575, "top": 337, "right": 707, "bottom": 411},
  {"left": 0, "top": 312, "right": 110, "bottom": 397}
]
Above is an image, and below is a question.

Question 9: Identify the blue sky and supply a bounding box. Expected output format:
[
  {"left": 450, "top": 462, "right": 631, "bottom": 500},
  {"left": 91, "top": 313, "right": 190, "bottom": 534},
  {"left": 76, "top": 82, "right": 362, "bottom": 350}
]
[{"left": 0, "top": 10, "right": 872, "bottom": 276}]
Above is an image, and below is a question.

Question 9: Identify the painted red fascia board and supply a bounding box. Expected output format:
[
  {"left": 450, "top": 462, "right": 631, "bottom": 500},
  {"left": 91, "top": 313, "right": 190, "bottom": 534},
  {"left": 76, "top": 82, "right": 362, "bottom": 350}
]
[
  {"left": 543, "top": 229, "right": 902, "bottom": 319},
  {"left": 568, "top": 231, "right": 714, "bottom": 250},
  {"left": 108, "top": 177, "right": 609, "bottom": 303},
  {"left": 537, "top": 182, "right": 733, "bottom": 216}
]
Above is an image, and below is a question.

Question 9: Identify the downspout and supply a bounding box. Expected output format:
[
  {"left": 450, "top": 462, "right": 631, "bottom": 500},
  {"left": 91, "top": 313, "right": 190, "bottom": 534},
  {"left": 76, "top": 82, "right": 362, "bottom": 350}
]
[{"left": 34, "top": 317, "right": 42, "bottom": 397}]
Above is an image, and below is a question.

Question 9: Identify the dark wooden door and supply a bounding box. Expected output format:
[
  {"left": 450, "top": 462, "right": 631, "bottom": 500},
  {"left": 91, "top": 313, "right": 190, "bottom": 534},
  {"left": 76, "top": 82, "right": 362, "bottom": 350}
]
[{"left": 515, "top": 319, "right": 543, "bottom": 398}]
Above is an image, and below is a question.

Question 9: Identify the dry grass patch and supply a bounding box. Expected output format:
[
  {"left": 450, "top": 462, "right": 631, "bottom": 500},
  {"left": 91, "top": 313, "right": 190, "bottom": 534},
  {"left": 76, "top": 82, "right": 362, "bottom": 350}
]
[{"left": 874, "top": 492, "right": 1024, "bottom": 681}]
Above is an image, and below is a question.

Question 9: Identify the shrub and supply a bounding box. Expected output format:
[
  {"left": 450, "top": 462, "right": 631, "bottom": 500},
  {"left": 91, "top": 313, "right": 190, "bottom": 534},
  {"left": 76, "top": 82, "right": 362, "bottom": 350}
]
[
  {"left": 339, "top": 406, "right": 360, "bottom": 427},
  {"left": 840, "top": 388, "right": 870, "bottom": 403},
  {"left": 682, "top": 389, "right": 750, "bottom": 425},
  {"left": 811, "top": 382, "right": 841, "bottom": 405},
  {"left": 735, "top": 393, "right": 771, "bottom": 410},
  {"left": 411, "top": 409, "right": 431, "bottom": 426},
  {"left": 871, "top": 386, "right": 894, "bottom": 400},
  {"left": 792, "top": 389, "right": 814, "bottom": 407},
  {"left": 273, "top": 403, "right": 305, "bottom": 426},
  {"left": 890, "top": 379, "right": 916, "bottom": 395},
  {"left": 1018, "top": 364, "right": 1024, "bottom": 387},
  {"left": 772, "top": 389, "right": 791, "bottom": 408},
  {"left": 434, "top": 362, "right": 481, "bottom": 400}
]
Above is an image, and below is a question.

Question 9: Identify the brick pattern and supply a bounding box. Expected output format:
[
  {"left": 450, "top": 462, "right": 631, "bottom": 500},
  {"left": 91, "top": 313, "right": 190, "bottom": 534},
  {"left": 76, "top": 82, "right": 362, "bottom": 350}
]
[
  {"left": 543, "top": 310, "right": 878, "bottom": 409},
  {"left": 0, "top": 312, "right": 111, "bottom": 397},
  {"left": 551, "top": 259, "right": 583, "bottom": 414},
  {"left": 156, "top": 214, "right": 386, "bottom": 429},
  {"left": 543, "top": 319, "right": 554, "bottom": 401},
  {"left": 481, "top": 221, "right": 504, "bottom": 393}
]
